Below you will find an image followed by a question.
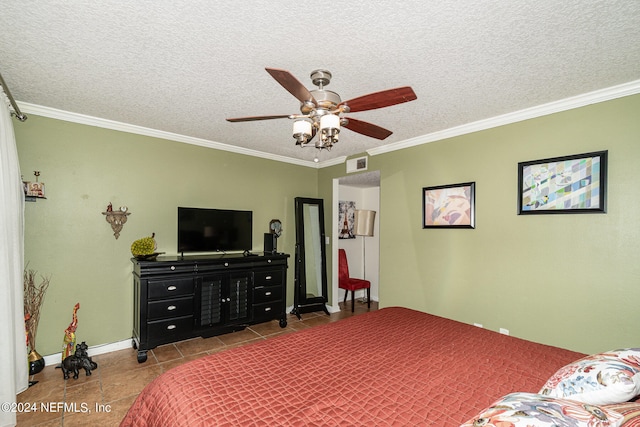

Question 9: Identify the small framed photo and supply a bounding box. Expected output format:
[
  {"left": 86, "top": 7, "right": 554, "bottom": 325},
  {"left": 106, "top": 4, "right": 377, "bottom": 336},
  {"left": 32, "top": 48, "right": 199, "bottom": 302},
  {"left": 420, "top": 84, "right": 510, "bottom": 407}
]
[
  {"left": 517, "top": 150, "right": 607, "bottom": 215},
  {"left": 338, "top": 200, "right": 356, "bottom": 239},
  {"left": 423, "top": 182, "right": 475, "bottom": 228},
  {"left": 25, "top": 181, "right": 46, "bottom": 198}
]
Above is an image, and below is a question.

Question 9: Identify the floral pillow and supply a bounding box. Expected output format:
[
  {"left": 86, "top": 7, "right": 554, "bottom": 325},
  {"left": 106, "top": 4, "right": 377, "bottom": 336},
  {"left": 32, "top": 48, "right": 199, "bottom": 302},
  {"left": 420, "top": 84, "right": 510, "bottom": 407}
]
[
  {"left": 540, "top": 349, "right": 640, "bottom": 405},
  {"left": 605, "top": 402, "right": 640, "bottom": 427},
  {"left": 460, "top": 392, "right": 623, "bottom": 427}
]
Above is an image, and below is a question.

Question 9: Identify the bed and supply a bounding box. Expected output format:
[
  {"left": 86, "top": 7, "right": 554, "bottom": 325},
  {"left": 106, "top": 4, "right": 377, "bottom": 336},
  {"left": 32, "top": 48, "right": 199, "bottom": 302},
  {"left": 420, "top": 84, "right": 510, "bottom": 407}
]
[{"left": 120, "top": 307, "right": 640, "bottom": 426}]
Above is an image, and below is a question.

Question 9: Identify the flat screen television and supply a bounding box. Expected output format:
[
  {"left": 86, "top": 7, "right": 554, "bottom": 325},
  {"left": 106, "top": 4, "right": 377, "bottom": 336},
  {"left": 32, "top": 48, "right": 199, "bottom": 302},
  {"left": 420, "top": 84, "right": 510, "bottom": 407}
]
[{"left": 178, "top": 207, "right": 253, "bottom": 254}]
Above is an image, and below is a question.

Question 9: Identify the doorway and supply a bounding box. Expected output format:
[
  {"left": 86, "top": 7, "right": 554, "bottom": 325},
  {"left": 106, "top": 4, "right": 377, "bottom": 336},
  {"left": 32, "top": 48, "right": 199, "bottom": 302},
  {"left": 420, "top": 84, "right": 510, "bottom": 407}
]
[{"left": 330, "top": 171, "right": 380, "bottom": 311}]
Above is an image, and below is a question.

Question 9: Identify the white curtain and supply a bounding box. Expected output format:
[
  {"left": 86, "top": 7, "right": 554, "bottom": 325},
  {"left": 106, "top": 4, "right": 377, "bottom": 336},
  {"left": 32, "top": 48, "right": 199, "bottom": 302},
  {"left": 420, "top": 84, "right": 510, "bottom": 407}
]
[{"left": 0, "top": 91, "right": 28, "bottom": 427}]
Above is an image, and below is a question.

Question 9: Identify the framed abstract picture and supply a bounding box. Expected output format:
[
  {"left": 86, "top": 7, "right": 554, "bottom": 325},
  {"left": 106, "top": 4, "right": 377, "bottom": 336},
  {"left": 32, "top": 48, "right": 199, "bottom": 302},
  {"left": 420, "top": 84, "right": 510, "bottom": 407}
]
[
  {"left": 423, "top": 182, "right": 475, "bottom": 228},
  {"left": 517, "top": 150, "right": 607, "bottom": 215}
]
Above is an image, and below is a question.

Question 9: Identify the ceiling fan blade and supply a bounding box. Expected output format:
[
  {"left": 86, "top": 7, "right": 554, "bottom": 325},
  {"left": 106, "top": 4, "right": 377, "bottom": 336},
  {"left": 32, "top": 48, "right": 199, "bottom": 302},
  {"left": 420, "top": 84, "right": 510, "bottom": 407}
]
[
  {"left": 340, "top": 86, "right": 417, "bottom": 112},
  {"left": 343, "top": 117, "right": 393, "bottom": 140},
  {"left": 226, "top": 114, "right": 291, "bottom": 122},
  {"left": 265, "top": 68, "right": 317, "bottom": 105}
]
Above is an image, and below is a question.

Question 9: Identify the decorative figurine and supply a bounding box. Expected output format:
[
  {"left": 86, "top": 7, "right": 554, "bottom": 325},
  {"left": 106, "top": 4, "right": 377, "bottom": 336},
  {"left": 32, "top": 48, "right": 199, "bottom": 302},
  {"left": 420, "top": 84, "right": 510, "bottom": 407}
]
[
  {"left": 62, "top": 303, "right": 80, "bottom": 361},
  {"left": 61, "top": 341, "right": 98, "bottom": 380},
  {"left": 269, "top": 219, "right": 283, "bottom": 237},
  {"left": 106, "top": 202, "right": 113, "bottom": 212}
]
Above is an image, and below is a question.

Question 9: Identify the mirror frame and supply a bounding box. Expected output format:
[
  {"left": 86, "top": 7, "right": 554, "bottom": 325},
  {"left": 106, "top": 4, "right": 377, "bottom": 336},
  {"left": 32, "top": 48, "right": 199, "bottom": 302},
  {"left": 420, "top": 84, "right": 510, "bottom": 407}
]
[{"left": 292, "top": 197, "right": 329, "bottom": 318}]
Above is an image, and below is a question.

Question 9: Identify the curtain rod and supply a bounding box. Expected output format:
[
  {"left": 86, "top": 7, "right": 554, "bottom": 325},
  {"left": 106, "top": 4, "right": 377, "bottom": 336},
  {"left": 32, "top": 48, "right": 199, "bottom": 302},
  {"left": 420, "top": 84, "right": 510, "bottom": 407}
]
[{"left": 0, "top": 72, "right": 27, "bottom": 122}]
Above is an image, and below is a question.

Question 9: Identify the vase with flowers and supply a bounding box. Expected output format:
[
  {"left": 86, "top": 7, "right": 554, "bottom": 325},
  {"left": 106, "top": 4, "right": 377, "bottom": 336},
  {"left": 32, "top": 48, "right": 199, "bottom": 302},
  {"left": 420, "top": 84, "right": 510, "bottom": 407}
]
[{"left": 24, "top": 268, "right": 50, "bottom": 375}]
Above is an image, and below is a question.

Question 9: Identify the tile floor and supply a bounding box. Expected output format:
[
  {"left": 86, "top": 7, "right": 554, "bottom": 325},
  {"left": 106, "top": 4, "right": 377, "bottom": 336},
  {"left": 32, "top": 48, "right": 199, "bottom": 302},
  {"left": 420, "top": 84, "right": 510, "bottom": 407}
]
[{"left": 17, "top": 301, "right": 377, "bottom": 426}]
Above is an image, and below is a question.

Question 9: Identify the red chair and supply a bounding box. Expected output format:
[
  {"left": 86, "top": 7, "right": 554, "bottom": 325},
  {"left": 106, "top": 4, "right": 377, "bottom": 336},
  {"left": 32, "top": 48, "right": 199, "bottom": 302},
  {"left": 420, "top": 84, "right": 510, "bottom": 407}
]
[{"left": 338, "top": 248, "right": 371, "bottom": 312}]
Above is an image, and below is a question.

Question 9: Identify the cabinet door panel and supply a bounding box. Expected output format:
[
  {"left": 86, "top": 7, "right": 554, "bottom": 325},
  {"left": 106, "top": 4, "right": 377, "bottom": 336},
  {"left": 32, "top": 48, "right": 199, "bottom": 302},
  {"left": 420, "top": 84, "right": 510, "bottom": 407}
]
[
  {"left": 200, "top": 276, "right": 223, "bottom": 326},
  {"left": 228, "top": 273, "right": 251, "bottom": 322}
]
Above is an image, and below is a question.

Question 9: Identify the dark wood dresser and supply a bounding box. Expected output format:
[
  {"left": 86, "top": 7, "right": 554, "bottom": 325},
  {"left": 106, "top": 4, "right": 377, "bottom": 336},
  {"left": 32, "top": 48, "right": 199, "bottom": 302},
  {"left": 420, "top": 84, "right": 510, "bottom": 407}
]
[{"left": 131, "top": 253, "right": 288, "bottom": 362}]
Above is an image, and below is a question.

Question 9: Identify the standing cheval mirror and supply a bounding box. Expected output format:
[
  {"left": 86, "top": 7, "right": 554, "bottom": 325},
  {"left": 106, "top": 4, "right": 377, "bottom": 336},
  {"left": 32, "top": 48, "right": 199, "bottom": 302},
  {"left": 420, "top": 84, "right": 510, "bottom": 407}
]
[{"left": 292, "top": 197, "right": 329, "bottom": 319}]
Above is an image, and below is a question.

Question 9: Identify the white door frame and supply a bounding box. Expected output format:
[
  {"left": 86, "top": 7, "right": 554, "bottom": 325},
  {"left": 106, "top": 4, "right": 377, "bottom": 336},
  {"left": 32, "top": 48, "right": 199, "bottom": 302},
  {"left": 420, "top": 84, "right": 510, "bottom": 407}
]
[{"left": 330, "top": 175, "right": 380, "bottom": 311}]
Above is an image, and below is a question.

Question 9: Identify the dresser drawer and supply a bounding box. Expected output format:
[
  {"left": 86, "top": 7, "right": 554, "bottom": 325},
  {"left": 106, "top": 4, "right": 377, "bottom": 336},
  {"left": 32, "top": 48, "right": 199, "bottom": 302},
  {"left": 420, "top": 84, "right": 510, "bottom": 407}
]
[
  {"left": 147, "top": 316, "right": 193, "bottom": 342},
  {"left": 148, "top": 277, "right": 194, "bottom": 299},
  {"left": 253, "top": 285, "right": 282, "bottom": 304},
  {"left": 254, "top": 269, "right": 283, "bottom": 286},
  {"left": 252, "top": 301, "right": 283, "bottom": 323},
  {"left": 136, "top": 262, "right": 195, "bottom": 276},
  {"left": 147, "top": 296, "right": 194, "bottom": 320}
]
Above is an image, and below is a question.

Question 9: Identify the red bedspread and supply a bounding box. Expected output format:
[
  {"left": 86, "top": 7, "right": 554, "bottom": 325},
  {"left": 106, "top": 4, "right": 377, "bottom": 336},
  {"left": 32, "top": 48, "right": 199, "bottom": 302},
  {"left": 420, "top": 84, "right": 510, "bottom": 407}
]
[{"left": 120, "top": 307, "right": 584, "bottom": 426}]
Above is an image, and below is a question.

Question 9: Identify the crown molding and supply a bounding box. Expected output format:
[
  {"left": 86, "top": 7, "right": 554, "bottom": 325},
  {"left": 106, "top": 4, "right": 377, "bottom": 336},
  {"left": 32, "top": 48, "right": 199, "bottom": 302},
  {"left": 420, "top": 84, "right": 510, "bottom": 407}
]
[
  {"left": 317, "top": 155, "right": 348, "bottom": 168},
  {"left": 367, "top": 79, "right": 640, "bottom": 157},
  {"left": 16, "top": 102, "right": 319, "bottom": 168},
  {"left": 17, "top": 79, "right": 640, "bottom": 168}
]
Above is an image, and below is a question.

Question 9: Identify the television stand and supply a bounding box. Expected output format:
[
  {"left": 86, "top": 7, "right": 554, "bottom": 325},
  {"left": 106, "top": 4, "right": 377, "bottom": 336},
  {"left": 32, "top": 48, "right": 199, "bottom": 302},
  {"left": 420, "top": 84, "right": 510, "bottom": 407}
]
[{"left": 131, "top": 253, "right": 289, "bottom": 363}]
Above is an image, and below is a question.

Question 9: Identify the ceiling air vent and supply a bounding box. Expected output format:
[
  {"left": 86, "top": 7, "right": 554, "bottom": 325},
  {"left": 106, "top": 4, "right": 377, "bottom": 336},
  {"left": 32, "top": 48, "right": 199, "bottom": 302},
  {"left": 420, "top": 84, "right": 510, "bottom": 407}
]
[{"left": 346, "top": 156, "right": 368, "bottom": 173}]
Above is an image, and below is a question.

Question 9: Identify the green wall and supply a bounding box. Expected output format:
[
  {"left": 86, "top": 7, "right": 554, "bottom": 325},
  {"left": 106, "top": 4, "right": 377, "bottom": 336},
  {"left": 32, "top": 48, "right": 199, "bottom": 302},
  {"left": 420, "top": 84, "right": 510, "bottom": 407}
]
[
  {"left": 16, "top": 94, "right": 640, "bottom": 357},
  {"left": 320, "top": 94, "right": 640, "bottom": 355},
  {"left": 15, "top": 116, "right": 317, "bottom": 357}
]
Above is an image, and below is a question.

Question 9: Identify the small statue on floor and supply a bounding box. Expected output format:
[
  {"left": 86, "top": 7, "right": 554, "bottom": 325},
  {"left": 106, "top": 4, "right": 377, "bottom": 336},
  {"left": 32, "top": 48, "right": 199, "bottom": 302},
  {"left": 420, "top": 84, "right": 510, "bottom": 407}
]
[
  {"left": 61, "top": 341, "right": 98, "bottom": 380},
  {"left": 62, "top": 303, "right": 80, "bottom": 361}
]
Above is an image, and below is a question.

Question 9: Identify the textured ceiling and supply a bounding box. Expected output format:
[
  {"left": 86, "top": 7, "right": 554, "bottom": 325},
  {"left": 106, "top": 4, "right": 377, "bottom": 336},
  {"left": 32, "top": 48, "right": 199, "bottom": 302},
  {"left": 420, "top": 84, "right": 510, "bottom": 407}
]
[{"left": 1, "top": 1, "right": 639, "bottom": 166}]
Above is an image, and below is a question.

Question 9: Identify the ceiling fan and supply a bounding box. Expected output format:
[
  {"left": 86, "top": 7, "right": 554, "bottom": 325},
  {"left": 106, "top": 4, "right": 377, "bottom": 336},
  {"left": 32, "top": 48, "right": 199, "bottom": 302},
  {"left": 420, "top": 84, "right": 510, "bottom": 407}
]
[{"left": 226, "top": 68, "right": 417, "bottom": 153}]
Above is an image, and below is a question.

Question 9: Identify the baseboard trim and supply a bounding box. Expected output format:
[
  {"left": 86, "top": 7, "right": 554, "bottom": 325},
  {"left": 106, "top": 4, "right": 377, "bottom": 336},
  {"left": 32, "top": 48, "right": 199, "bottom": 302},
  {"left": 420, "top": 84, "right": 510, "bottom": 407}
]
[
  {"left": 285, "top": 302, "right": 376, "bottom": 315},
  {"left": 42, "top": 338, "right": 133, "bottom": 367},
  {"left": 285, "top": 304, "right": 342, "bottom": 315},
  {"left": 41, "top": 300, "right": 379, "bottom": 366},
  {"left": 41, "top": 300, "right": 382, "bottom": 366}
]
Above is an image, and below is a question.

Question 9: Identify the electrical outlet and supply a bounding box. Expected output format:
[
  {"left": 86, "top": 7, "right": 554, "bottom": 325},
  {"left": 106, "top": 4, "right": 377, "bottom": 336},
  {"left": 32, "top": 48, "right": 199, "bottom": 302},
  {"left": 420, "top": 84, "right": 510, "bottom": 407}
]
[
  {"left": 473, "top": 323, "right": 483, "bottom": 328},
  {"left": 499, "top": 328, "right": 509, "bottom": 335}
]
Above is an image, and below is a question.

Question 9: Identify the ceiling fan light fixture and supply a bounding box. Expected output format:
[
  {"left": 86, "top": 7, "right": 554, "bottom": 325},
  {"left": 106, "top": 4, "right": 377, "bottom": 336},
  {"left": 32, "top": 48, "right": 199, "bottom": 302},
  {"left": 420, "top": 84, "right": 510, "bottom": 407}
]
[
  {"left": 292, "top": 119, "right": 312, "bottom": 144},
  {"left": 315, "top": 139, "right": 330, "bottom": 150},
  {"left": 319, "top": 113, "right": 340, "bottom": 148},
  {"left": 227, "top": 68, "right": 417, "bottom": 154}
]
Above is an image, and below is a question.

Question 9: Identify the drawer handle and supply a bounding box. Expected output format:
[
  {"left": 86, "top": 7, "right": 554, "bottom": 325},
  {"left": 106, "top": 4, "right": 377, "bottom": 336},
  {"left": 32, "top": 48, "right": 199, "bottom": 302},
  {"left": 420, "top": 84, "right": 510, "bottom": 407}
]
[
  {"left": 167, "top": 324, "right": 176, "bottom": 330},
  {"left": 167, "top": 285, "right": 177, "bottom": 291},
  {"left": 170, "top": 266, "right": 176, "bottom": 271},
  {"left": 265, "top": 276, "right": 272, "bottom": 280},
  {"left": 267, "top": 259, "right": 272, "bottom": 263},
  {"left": 224, "top": 262, "right": 229, "bottom": 267},
  {"left": 265, "top": 291, "right": 272, "bottom": 296},
  {"left": 264, "top": 307, "right": 271, "bottom": 312},
  {"left": 167, "top": 305, "right": 176, "bottom": 311}
]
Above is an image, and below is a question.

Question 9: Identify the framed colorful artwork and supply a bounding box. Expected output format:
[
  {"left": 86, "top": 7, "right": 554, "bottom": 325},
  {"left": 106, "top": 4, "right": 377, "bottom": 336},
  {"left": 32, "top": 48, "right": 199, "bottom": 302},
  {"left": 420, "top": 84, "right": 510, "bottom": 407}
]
[
  {"left": 423, "top": 182, "right": 475, "bottom": 228},
  {"left": 517, "top": 150, "right": 607, "bottom": 215}
]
